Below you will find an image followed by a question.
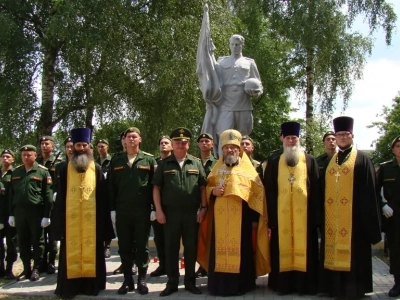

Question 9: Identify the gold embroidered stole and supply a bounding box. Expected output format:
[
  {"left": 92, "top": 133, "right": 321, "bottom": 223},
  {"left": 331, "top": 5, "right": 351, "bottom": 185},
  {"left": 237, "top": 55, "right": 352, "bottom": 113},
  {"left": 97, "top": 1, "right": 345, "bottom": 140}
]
[
  {"left": 324, "top": 147, "right": 356, "bottom": 271},
  {"left": 277, "top": 152, "right": 308, "bottom": 272},
  {"left": 204, "top": 152, "right": 270, "bottom": 275},
  {"left": 66, "top": 161, "right": 96, "bottom": 279}
]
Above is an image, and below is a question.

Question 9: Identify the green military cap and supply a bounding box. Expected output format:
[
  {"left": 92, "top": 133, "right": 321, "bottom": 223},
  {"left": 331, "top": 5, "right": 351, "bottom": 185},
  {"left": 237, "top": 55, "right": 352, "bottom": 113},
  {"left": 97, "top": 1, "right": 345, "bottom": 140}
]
[
  {"left": 391, "top": 135, "right": 400, "bottom": 149},
  {"left": 241, "top": 135, "right": 254, "bottom": 144},
  {"left": 197, "top": 133, "right": 213, "bottom": 143},
  {"left": 170, "top": 127, "right": 192, "bottom": 141},
  {"left": 20, "top": 144, "right": 37, "bottom": 152},
  {"left": 97, "top": 139, "right": 109, "bottom": 145},
  {"left": 1, "top": 149, "right": 15, "bottom": 157},
  {"left": 124, "top": 127, "right": 141, "bottom": 137},
  {"left": 39, "top": 135, "right": 55, "bottom": 143},
  {"left": 63, "top": 136, "right": 72, "bottom": 145},
  {"left": 322, "top": 131, "right": 335, "bottom": 142}
]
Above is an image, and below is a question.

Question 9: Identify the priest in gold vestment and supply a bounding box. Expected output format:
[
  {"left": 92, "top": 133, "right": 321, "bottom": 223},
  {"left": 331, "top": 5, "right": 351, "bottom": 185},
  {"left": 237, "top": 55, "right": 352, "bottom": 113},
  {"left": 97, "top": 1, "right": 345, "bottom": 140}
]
[
  {"left": 197, "top": 129, "right": 270, "bottom": 296},
  {"left": 319, "top": 116, "right": 381, "bottom": 298},
  {"left": 52, "top": 128, "right": 115, "bottom": 299},
  {"left": 264, "top": 121, "right": 320, "bottom": 295}
]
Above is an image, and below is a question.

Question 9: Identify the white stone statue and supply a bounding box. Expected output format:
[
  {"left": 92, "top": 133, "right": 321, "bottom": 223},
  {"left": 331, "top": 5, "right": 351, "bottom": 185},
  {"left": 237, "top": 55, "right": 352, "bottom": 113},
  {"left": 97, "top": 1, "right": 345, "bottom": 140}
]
[{"left": 196, "top": 4, "right": 263, "bottom": 157}]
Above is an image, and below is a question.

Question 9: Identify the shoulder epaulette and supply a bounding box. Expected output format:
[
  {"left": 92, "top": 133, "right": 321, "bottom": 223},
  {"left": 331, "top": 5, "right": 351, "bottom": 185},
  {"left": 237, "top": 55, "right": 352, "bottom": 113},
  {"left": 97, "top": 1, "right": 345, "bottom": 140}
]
[
  {"left": 142, "top": 151, "right": 154, "bottom": 157},
  {"left": 38, "top": 164, "right": 48, "bottom": 170},
  {"left": 188, "top": 154, "right": 200, "bottom": 160},
  {"left": 380, "top": 160, "right": 392, "bottom": 166},
  {"left": 217, "top": 56, "right": 229, "bottom": 61},
  {"left": 15, "top": 165, "right": 23, "bottom": 169},
  {"left": 244, "top": 57, "right": 255, "bottom": 62}
]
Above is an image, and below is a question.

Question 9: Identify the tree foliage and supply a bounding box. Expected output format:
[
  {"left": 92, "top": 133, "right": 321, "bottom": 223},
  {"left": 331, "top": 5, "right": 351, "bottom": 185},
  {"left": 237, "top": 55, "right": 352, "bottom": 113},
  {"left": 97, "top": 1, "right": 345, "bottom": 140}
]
[{"left": 369, "top": 92, "right": 400, "bottom": 164}]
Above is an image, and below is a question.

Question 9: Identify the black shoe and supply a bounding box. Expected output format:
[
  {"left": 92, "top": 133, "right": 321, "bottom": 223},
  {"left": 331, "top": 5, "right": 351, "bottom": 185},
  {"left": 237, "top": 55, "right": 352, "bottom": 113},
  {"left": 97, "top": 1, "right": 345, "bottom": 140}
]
[
  {"left": 113, "top": 264, "right": 123, "bottom": 275},
  {"left": 47, "top": 263, "right": 56, "bottom": 274},
  {"left": 117, "top": 280, "right": 135, "bottom": 295},
  {"left": 16, "top": 269, "right": 31, "bottom": 281},
  {"left": 160, "top": 286, "right": 178, "bottom": 297},
  {"left": 30, "top": 268, "right": 40, "bottom": 281},
  {"left": 185, "top": 283, "right": 202, "bottom": 294},
  {"left": 389, "top": 284, "right": 400, "bottom": 297},
  {"left": 104, "top": 248, "right": 111, "bottom": 258},
  {"left": 150, "top": 266, "right": 166, "bottom": 277},
  {"left": 4, "top": 270, "right": 15, "bottom": 280},
  {"left": 195, "top": 267, "right": 207, "bottom": 278},
  {"left": 137, "top": 268, "right": 149, "bottom": 295}
]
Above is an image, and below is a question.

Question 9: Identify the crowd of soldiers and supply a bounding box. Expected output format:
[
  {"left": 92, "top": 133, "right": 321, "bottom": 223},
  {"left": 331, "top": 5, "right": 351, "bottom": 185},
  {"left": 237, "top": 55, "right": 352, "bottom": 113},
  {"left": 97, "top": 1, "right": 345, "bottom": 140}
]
[{"left": 0, "top": 116, "right": 399, "bottom": 299}]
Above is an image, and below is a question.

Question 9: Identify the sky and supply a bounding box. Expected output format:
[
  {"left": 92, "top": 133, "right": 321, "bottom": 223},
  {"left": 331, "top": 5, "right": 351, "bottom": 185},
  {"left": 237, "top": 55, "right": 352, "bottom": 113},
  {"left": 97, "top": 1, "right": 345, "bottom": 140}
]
[{"left": 290, "top": 1, "right": 400, "bottom": 150}]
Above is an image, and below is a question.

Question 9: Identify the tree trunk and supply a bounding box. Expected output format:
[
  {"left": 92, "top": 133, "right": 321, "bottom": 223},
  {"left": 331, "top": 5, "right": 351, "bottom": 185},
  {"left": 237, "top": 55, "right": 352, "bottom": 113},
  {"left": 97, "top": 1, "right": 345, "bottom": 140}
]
[
  {"left": 38, "top": 46, "right": 58, "bottom": 138},
  {"left": 305, "top": 48, "right": 314, "bottom": 154}
]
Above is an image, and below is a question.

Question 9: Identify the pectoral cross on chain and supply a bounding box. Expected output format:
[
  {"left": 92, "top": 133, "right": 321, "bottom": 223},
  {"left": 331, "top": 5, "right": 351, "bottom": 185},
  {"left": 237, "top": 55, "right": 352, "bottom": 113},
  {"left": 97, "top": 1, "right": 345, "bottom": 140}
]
[
  {"left": 335, "top": 169, "right": 341, "bottom": 183},
  {"left": 288, "top": 173, "right": 295, "bottom": 192}
]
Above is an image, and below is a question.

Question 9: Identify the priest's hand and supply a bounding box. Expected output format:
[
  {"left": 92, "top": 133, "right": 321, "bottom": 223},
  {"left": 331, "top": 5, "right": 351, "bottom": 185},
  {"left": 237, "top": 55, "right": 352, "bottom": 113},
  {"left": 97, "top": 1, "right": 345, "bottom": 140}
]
[
  {"left": 156, "top": 210, "right": 166, "bottom": 224},
  {"left": 111, "top": 211, "right": 116, "bottom": 224},
  {"left": 8, "top": 216, "right": 15, "bottom": 227},
  {"left": 0, "top": 224, "right": 4, "bottom": 230},
  {"left": 213, "top": 185, "right": 224, "bottom": 197},
  {"left": 382, "top": 204, "right": 393, "bottom": 218},
  {"left": 41, "top": 218, "right": 51, "bottom": 228}
]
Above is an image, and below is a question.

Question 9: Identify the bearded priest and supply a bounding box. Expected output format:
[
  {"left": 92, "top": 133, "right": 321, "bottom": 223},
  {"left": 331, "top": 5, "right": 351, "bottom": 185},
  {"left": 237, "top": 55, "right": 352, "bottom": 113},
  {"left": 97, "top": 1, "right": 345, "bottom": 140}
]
[
  {"left": 319, "top": 116, "right": 381, "bottom": 298},
  {"left": 264, "top": 121, "right": 320, "bottom": 295},
  {"left": 52, "top": 128, "right": 115, "bottom": 299},
  {"left": 197, "top": 129, "right": 270, "bottom": 296}
]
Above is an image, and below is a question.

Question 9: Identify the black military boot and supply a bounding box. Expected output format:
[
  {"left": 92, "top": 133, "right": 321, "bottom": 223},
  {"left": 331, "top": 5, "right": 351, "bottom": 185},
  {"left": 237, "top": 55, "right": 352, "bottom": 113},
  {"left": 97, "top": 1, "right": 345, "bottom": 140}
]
[
  {"left": 4, "top": 262, "right": 15, "bottom": 279},
  {"left": 117, "top": 268, "right": 135, "bottom": 295},
  {"left": 0, "top": 260, "right": 5, "bottom": 277},
  {"left": 16, "top": 262, "right": 31, "bottom": 281},
  {"left": 389, "top": 275, "right": 400, "bottom": 297},
  {"left": 137, "top": 267, "right": 149, "bottom": 295}
]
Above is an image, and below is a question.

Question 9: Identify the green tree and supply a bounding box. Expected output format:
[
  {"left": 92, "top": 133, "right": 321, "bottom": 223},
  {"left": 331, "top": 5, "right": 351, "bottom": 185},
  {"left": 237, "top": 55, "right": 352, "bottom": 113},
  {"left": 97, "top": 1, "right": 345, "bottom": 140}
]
[
  {"left": 261, "top": 0, "right": 396, "bottom": 154},
  {"left": 369, "top": 92, "right": 400, "bottom": 164}
]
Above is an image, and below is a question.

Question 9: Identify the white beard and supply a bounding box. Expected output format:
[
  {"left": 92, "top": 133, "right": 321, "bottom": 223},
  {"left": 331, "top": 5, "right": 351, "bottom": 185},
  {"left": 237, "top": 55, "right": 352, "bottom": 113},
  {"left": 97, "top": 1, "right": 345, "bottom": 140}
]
[{"left": 284, "top": 143, "right": 300, "bottom": 167}]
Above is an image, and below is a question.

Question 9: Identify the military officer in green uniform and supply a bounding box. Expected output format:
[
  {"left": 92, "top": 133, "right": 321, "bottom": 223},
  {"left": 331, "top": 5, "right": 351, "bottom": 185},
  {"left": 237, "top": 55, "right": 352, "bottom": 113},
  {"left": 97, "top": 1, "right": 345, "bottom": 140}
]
[
  {"left": 36, "top": 136, "right": 61, "bottom": 274},
  {"left": 195, "top": 133, "right": 217, "bottom": 278},
  {"left": 0, "top": 149, "right": 18, "bottom": 279},
  {"left": 153, "top": 127, "right": 208, "bottom": 297},
  {"left": 9, "top": 145, "right": 53, "bottom": 281},
  {"left": 315, "top": 131, "right": 337, "bottom": 175},
  {"left": 376, "top": 135, "right": 400, "bottom": 297},
  {"left": 109, "top": 127, "right": 156, "bottom": 295}
]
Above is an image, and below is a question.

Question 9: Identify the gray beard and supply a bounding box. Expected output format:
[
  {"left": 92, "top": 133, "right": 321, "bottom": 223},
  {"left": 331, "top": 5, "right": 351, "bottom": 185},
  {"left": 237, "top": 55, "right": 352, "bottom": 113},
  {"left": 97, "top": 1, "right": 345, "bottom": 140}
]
[
  {"left": 71, "top": 150, "right": 94, "bottom": 173},
  {"left": 224, "top": 153, "right": 239, "bottom": 166},
  {"left": 284, "top": 144, "right": 300, "bottom": 167}
]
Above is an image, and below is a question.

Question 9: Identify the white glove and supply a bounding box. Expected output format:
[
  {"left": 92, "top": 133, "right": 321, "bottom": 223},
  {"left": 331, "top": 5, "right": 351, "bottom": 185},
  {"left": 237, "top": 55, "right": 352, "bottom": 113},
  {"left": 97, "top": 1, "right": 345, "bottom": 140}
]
[
  {"left": 52, "top": 192, "right": 57, "bottom": 202},
  {"left": 382, "top": 204, "right": 394, "bottom": 218},
  {"left": 41, "top": 218, "right": 51, "bottom": 228},
  {"left": 8, "top": 216, "right": 15, "bottom": 227},
  {"left": 111, "top": 211, "right": 116, "bottom": 224},
  {"left": 150, "top": 211, "right": 157, "bottom": 221},
  {"left": 0, "top": 224, "right": 4, "bottom": 230}
]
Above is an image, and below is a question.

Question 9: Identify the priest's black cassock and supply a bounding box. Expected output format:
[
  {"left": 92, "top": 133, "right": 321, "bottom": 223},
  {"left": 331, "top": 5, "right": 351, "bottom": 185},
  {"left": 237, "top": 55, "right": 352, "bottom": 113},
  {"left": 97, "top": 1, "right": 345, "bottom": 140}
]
[
  {"left": 51, "top": 162, "right": 115, "bottom": 298},
  {"left": 319, "top": 147, "right": 381, "bottom": 298},
  {"left": 264, "top": 153, "right": 320, "bottom": 294}
]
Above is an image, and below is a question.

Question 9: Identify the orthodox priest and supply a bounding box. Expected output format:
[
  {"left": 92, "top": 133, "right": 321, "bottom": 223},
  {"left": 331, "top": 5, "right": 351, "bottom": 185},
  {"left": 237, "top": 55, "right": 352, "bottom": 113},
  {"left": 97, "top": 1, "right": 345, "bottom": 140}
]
[
  {"left": 52, "top": 128, "right": 115, "bottom": 298},
  {"left": 320, "top": 116, "right": 381, "bottom": 298},
  {"left": 264, "top": 121, "right": 320, "bottom": 294},
  {"left": 197, "top": 129, "right": 270, "bottom": 296}
]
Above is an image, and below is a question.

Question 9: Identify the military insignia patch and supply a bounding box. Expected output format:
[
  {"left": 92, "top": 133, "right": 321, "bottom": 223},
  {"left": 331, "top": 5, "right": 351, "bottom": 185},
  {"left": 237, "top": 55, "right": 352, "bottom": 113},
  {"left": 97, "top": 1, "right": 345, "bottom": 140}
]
[{"left": 47, "top": 176, "right": 52, "bottom": 184}]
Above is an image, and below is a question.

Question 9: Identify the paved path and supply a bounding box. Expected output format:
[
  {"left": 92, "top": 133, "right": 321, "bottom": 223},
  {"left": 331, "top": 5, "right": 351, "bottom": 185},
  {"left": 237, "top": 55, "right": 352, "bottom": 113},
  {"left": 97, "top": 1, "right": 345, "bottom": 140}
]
[{"left": 0, "top": 250, "right": 395, "bottom": 299}]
